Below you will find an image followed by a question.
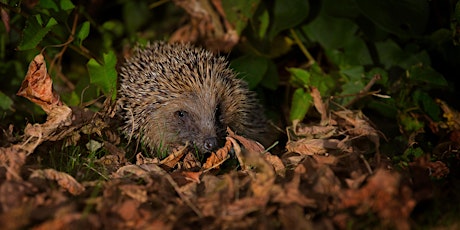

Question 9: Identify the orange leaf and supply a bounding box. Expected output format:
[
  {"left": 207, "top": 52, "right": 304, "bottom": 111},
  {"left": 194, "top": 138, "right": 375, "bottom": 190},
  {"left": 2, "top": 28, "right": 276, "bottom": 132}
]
[{"left": 17, "top": 54, "right": 62, "bottom": 113}]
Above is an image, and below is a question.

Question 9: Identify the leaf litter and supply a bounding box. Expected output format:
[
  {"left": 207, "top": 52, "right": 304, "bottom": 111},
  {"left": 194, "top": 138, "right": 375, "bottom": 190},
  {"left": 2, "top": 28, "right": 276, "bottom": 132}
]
[{"left": 0, "top": 54, "right": 458, "bottom": 230}]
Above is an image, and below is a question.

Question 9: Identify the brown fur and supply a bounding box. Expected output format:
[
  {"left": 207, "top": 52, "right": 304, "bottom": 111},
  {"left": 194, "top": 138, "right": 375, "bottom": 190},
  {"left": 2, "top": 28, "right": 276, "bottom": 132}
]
[{"left": 118, "top": 42, "right": 268, "bottom": 154}]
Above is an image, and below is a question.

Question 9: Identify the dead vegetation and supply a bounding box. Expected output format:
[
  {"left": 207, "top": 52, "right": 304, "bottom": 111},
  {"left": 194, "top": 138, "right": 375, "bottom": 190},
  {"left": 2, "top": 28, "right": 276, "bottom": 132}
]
[{"left": 1, "top": 54, "right": 458, "bottom": 229}]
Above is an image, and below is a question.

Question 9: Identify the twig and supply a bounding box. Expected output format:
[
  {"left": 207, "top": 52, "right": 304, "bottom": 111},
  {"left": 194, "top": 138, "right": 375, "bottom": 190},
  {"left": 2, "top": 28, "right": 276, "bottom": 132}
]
[
  {"left": 290, "top": 28, "right": 315, "bottom": 65},
  {"left": 344, "top": 74, "right": 381, "bottom": 108}
]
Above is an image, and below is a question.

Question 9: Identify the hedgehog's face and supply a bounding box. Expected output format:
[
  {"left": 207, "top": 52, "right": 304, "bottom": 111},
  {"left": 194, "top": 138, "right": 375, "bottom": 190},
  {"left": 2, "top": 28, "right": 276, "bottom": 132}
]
[{"left": 145, "top": 94, "right": 227, "bottom": 154}]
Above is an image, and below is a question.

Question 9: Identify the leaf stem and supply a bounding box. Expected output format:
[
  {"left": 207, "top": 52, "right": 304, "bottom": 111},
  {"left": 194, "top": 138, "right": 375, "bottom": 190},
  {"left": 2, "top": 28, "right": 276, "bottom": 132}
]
[{"left": 290, "top": 28, "right": 315, "bottom": 65}]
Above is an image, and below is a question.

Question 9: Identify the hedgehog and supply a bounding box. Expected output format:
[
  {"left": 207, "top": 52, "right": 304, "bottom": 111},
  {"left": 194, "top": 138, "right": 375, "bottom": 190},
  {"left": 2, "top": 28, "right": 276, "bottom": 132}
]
[{"left": 117, "top": 42, "right": 269, "bottom": 154}]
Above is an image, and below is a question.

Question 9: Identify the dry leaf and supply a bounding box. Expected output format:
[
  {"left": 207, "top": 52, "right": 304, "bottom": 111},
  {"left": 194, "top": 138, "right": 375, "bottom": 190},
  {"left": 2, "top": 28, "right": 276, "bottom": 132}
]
[
  {"left": 32, "top": 213, "right": 101, "bottom": 230},
  {"left": 272, "top": 164, "right": 317, "bottom": 208},
  {"left": 182, "top": 151, "right": 201, "bottom": 169},
  {"left": 160, "top": 144, "right": 189, "bottom": 168},
  {"left": 339, "top": 169, "right": 416, "bottom": 230},
  {"left": 311, "top": 86, "right": 329, "bottom": 125},
  {"left": 0, "top": 145, "right": 27, "bottom": 181},
  {"left": 136, "top": 153, "right": 159, "bottom": 165},
  {"left": 294, "top": 124, "right": 336, "bottom": 139},
  {"left": 286, "top": 138, "right": 341, "bottom": 155},
  {"left": 262, "top": 153, "right": 285, "bottom": 177},
  {"left": 171, "top": 0, "right": 239, "bottom": 52},
  {"left": 182, "top": 171, "right": 202, "bottom": 183},
  {"left": 17, "top": 54, "right": 62, "bottom": 114},
  {"left": 119, "top": 184, "right": 148, "bottom": 203},
  {"left": 227, "top": 127, "right": 265, "bottom": 153},
  {"left": 333, "top": 110, "right": 382, "bottom": 155},
  {"left": 29, "top": 169, "right": 85, "bottom": 195},
  {"left": 202, "top": 138, "right": 231, "bottom": 170}
]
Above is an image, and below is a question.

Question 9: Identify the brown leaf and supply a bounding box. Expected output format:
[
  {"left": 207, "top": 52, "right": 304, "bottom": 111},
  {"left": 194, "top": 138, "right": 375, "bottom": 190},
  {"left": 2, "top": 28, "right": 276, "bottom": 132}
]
[
  {"left": 1, "top": 8, "right": 9, "bottom": 33},
  {"left": 262, "top": 153, "right": 286, "bottom": 177},
  {"left": 333, "top": 110, "right": 382, "bottom": 154},
  {"left": 182, "top": 151, "right": 201, "bottom": 169},
  {"left": 286, "top": 138, "right": 341, "bottom": 155},
  {"left": 0, "top": 145, "right": 27, "bottom": 181},
  {"left": 202, "top": 138, "right": 231, "bottom": 170},
  {"left": 135, "top": 153, "right": 159, "bottom": 165},
  {"left": 272, "top": 164, "right": 317, "bottom": 208},
  {"left": 227, "top": 127, "right": 265, "bottom": 153},
  {"left": 339, "top": 169, "right": 416, "bottom": 230},
  {"left": 119, "top": 184, "right": 148, "bottom": 203},
  {"left": 32, "top": 213, "right": 101, "bottom": 230},
  {"left": 182, "top": 171, "right": 202, "bottom": 183},
  {"left": 160, "top": 144, "right": 189, "bottom": 168},
  {"left": 29, "top": 169, "right": 85, "bottom": 195},
  {"left": 17, "top": 54, "right": 62, "bottom": 114},
  {"left": 409, "top": 155, "right": 450, "bottom": 179},
  {"left": 311, "top": 86, "right": 329, "bottom": 125},
  {"left": 170, "top": 0, "right": 239, "bottom": 52},
  {"left": 21, "top": 105, "right": 72, "bottom": 154},
  {"left": 294, "top": 124, "right": 336, "bottom": 139}
]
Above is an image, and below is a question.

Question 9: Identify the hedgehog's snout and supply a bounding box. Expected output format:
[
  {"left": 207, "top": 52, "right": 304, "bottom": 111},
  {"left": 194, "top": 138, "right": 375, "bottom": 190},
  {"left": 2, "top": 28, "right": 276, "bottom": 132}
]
[{"left": 203, "top": 136, "right": 218, "bottom": 152}]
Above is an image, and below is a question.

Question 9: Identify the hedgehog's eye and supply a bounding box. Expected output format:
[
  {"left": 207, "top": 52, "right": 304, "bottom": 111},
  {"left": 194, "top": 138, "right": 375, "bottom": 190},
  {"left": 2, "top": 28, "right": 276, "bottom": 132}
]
[{"left": 175, "top": 110, "right": 187, "bottom": 118}]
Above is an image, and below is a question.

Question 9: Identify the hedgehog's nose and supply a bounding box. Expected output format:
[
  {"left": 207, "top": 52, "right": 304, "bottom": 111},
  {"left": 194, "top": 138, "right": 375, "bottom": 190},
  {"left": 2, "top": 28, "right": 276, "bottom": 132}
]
[{"left": 203, "top": 137, "right": 218, "bottom": 152}]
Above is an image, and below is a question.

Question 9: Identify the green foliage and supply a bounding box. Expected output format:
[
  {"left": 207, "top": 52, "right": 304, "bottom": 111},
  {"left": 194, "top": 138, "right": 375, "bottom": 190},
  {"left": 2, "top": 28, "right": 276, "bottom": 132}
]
[
  {"left": 268, "top": 0, "right": 310, "bottom": 39},
  {"left": 222, "top": 0, "right": 261, "bottom": 35},
  {"left": 0, "top": 91, "right": 13, "bottom": 110},
  {"left": 1, "top": 0, "right": 458, "bottom": 164},
  {"left": 87, "top": 51, "right": 118, "bottom": 100},
  {"left": 18, "top": 15, "right": 57, "bottom": 50},
  {"left": 230, "top": 55, "right": 275, "bottom": 89},
  {"left": 290, "top": 88, "right": 312, "bottom": 122}
]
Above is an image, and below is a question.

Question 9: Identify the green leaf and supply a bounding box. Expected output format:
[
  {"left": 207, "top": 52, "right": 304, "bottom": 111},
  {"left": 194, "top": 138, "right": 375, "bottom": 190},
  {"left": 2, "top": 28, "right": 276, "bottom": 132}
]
[
  {"left": 260, "top": 60, "right": 279, "bottom": 90},
  {"left": 268, "top": 0, "right": 309, "bottom": 39},
  {"left": 355, "top": 0, "right": 429, "bottom": 36},
  {"left": 87, "top": 51, "right": 117, "bottom": 100},
  {"left": 290, "top": 88, "right": 312, "bottom": 122},
  {"left": 123, "top": 1, "right": 150, "bottom": 34},
  {"left": 230, "top": 55, "right": 269, "bottom": 89},
  {"left": 257, "top": 9, "right": 270, "bottom": 38},
  {"left": 367, "top": 99, "right": 397, "bottom": 119},
  {"left": 375, "top": 39, "right": 431, "bottom": 69},
  {"left": 288, "top": 67, "right": 310, "bottom": 87},
  {"left": 0, "top": 91, "right": 13, "bottom": 111},
  {"left": 76, "top": 21, "right": 90, "bottom": 46},
  {"left": 18, "top": 16, "right": 57, "bottom": 50},
  {"left": 339, "top": 66, "right": 365, "bottom": 105},
  {"left": 222, "top": 0, "right": 261, "bottom": 35},
  {"left": 309, "top": 63, "right": 335, "bottom": 96},
  {"left": 408, "top": 65, "right": 448, "bottom": 88},
  {"left": 413, "top": 90, "right": 441, "bottom": 121},
  {"left": 59, "top": 0, "right": 75, "bottom": 10},
  {"left": 39, "top": 0, "right": 75, "bottom": 11},
  {"left": 302, "top": 14, "right": 359, "bottom": 50},
  {"left": 399, "top": 113, "right": 424, "bottom": 133}
]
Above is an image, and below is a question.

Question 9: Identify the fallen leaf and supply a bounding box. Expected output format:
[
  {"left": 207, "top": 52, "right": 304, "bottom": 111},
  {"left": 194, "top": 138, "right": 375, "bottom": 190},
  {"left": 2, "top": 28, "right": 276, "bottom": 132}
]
[
  {"left": 0, "top": 145, "right": 27, "bottom": 180},
  {"left": 339, "top": 169, "right": 416, "bottom": 230},
  {"left": 202, "top": 138, "right": 231, "bottom": 171},
  {"left": 160, "top": 144, "right": 189, "bottom": 168},
  {"left": 311, "top": 86, "right": 329, "bottom": 125},
  {"left": 286, "top": 138, "right": 341, "bottom": 155},
  {"left": 119, "top": 184, "right": 148, "bottom": 203},
  {"left": 227, "top": 127, "right": 265, "bottom": 153},
  {"left": 29, "top": 169, "right": 85, "bottom": 195}
]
